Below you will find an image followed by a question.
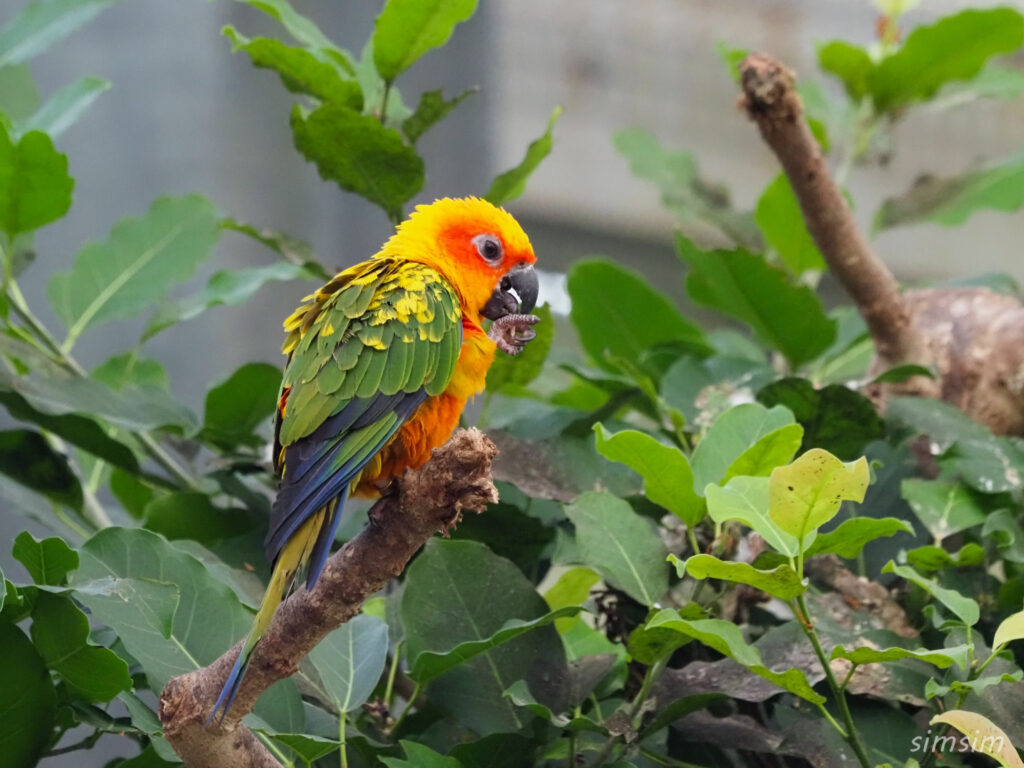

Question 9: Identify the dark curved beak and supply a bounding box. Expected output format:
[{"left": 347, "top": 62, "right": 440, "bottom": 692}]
[{"left": 482, "top": 263, "right": 539, "bottom": 320}]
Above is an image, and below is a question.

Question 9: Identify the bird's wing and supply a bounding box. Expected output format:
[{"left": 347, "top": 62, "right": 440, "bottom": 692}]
[{"left": 266, "top": 258, "right": 463, "bottom": 569}]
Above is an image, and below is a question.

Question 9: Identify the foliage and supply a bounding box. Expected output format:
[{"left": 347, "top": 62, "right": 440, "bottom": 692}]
[{"left": 1, "top": 1, "right": 1024, "bottom": 768}]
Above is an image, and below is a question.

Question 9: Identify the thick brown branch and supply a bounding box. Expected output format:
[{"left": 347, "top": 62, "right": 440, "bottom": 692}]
[
  {"left": 738, "top": 53, "right": 931, "bottom": 369},
  {"left": 159, "top": 428, "right": 499, "bottom": 767}
]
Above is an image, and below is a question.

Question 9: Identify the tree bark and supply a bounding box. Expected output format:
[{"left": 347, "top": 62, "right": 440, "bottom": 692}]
[
  {"left": 159, "top": 428, "right": 499, "bottom": 767},
  {"left": 738, "top": 53, "right": 1024, "bottom": 435},
  {"left": 738, "top": 53, "right": 932, "bottom": 370}
]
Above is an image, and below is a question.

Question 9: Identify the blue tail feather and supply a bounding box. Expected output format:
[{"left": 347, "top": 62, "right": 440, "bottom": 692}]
[
  {"left": 306, "top": 493, "right": 346, "bottom": 591},
  {"left": 207, "top": 646, "right": 250, "bottom": 724}
]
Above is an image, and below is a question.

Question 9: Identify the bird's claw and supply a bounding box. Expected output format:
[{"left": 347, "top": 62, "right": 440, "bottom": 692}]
[{"left": 488, "top": 313, "right": 540, "bottom": 356}]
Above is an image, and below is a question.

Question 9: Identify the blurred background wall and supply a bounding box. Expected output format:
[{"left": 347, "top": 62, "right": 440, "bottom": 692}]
[{"left": 4, "top": 0, "right": 1024, "bottom": 762}]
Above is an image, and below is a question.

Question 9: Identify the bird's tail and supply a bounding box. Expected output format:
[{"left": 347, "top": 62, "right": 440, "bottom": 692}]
[{"left": 207, "top": 504, "right": 334, "bottom": 724}]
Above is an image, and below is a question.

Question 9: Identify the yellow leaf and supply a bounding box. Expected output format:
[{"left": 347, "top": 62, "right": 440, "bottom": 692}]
[
  {"left": 930, "top": 710, "right": 1024, "bottom": 768},
  {"left": 769, "top": 448, "right": 869, "bottom": 544},
  {"left": 994, "top": 608, "right": 1024, "bottom": 650}
]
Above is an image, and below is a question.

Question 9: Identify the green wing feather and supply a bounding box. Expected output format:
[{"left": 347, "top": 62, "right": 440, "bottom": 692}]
[{"left": 267, "top": 258, "right": 463, "bottom": 563}]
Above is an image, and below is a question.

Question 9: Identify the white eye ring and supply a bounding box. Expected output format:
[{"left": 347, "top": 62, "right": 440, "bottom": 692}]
[{"left": 473, "top": 234, "right": 503, "bottom": 264}]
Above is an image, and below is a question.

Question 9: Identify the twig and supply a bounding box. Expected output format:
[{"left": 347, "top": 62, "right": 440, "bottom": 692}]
[
  {"left": 738, "top": 54, "right": 932, "bottom": 369},
  {"left": 158, "top": 429, "right": 499, "bottom": 768}
]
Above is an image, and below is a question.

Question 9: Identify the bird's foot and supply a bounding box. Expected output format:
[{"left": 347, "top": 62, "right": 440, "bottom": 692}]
[
  {"left": 367, "top": 481, "right": 398, "bottom": 529},
  {"left": 488, "top": 313, "right": 540, "bottom": 356}
]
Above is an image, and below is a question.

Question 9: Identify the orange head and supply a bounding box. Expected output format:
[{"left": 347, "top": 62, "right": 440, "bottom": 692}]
[{"left": 379, "top": 197, "right": 538, "bottom": 325}]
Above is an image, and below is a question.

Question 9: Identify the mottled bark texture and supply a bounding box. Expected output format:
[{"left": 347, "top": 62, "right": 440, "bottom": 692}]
[
  {"left": 159, "top": 428, "right": 499, "bottom": 767},
  {"left": 740, "top": 53, "right": 1024, "bottom": 435}
]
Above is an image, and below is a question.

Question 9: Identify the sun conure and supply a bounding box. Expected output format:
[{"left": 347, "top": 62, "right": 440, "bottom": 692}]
[{"left": 209, "top": 197, "right": 539, "bottom": 721}]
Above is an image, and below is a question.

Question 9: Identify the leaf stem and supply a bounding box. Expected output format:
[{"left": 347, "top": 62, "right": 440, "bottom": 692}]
[
  {"left": 589, "top": 655, "right": 667, "bottom": 768},
  {"left": 0, "top": 238, "right": 201, "bottom": 492},
  {"left": 339, "top": 710, "right": 348, "bottom": 768},
  {"left": 383, "top": 641, "right": 403, "bottom": 711},
  {"left": 44, "top": 729, "right": 102, "bottom": 756},
  {"left": 793, "top": 595, "right": 872, "bottom": 768},
  {"left": 389, "top": 680, "right": 421, "bottom": 736}
]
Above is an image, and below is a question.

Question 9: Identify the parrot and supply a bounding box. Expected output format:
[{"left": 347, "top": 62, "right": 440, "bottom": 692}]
[{"left": 209, "top": 197, "right": 539, "bottom": 722}]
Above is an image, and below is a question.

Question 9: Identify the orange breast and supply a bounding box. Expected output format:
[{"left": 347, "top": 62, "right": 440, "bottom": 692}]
[{"left": 354, "top": 325, "right": 496, "bottom": 495}]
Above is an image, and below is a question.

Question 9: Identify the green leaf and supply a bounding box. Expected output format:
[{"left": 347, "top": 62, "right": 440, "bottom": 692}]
[
  {"left": 354, "top": 38, "right": 411, "bottom": 128},
  {"left": 627, "top": 606, "right": 699, "bottom": 665},
  {"left": 229, "top": 0, "right": 356, "bottom": 73},
  {"left": 0, "top": 336, "right": 197, "bottom": 432},
  {"left": 757, "top": 378, "right": 886, "bottom": 461},
  {"left": 200, "top": 362, "right": 280, "bottom": 448},
  {"left": 401, "top": 539, "right": 569, "bottom": 736},
  {"left": 110, "top": 468, "right": 153, "bottom": 518},
  {"left": 0, "top": 64, "right": 39, "bottom": 122},
  {"left": 18, "top": 75, "right": 109, "bottom": 138},
  {"left": 941, "top": 436, "right": 1024, "bottom": 495},
  {"left": 645, "top": 609, "right": 825, "bottom": 704},
  {"left": 872, "top": 364, "right": 936, "bottom": 384},
  {"left": 882, "top": 560, "right": 980, "bottom": 627},
  {"left": 291, "top": 102, "right": 423, "bottom": 219},
  {"left": 29, "top": 591, "right": 131, "bottom": 700},
  {"left": 567, "top": 258, "right": 708, "bottom": 366},
  {"left": 804, "top": 517, "right": 913, "bottom": 559},
  {"left": 143, "top": 492, "right": 255, "bottom": 543},
  {"left": 308, "top": 614, "right": 388, "bottom": 713},
  {"left": 929, "top": 64, "right": 1024, "bottom": 110},
  {"left": 0, "top": 0, "right": 118, "bottom": 66},
  {"left": 594, "top": 424, "right": 703, "bottom": 527},
  {"left": 678, "top": 234, "right": 835, "bottom": 366},
  {"left": 0, "top": 390, "right": 139, "bottom": 474},
  {"left": 48, "top": 195, "right": 220, "bottom": 349},
  {"left": 869, "top": 8, "right": 1024, "bottom": 112},
  {"left": 906, "top": 543, "right": 984, "bottom": 573},
  {"left": 706, "top": 476, "right": 803, "bottom": 557},
  {"left": 927, "top": 671, "right": 1023, "bottom": 699},
  {"left": 485, "top": 106, "right": 561, "bottom": 206},
  {"left": 874, "top": 150, "right": 1024, "bottom": 231},
  {"left": 993, "top": 608, "right": 1024, "bottom": 650},
  {"left": 929, "top": 711, "right": 1024, "bottom": 768},
  {"left": 71, "top": 527, "right": 303, "bottom": 730},
  {"left": 219, "top": 217, "right": 326, "bottom": 279},
  {"left": 0, "top": 127, "right": 73, "bottom": 236},
  {"left": 270, "top": 734, "right": 339, "bottom": 764},
  {"left": 769, "top": 449, "right": 870, "bottom": 546},
  {"left": 144, "top": 260, "right": 316, "bottom": 342},
  {"left": 543, "top": 566, "right": 599, "bottom": 633},
  {"left": 486, "top": 303, "right": 553, "bottom": 394},
  {"left": 817, "top": 40, "right": 873, "bottom": 101},
  {"left": 829, "top": 643, "right": 969, "bottom": 670},
  {"left": 716, "top": 41, "right": 748, "bottom": 82},
  {"left": 672, "top": 553, "right": 805, "bottom": 599},
  {"left": 755, "top": 173, "right": 825, "bottom": 275},
  {"left": 502, "top": 680, "right": 605, "bottom": 732},
  {"left": 403, "top": 87, "right": 475, "bottom": 144},
  {"left": 372, "top": 0, "right": 478, "bottom": 81},
  {"left": 0, "top": 622, "right": 55, "bottom": 768},
  {"left": 901, "top": 478, "right": 987, "bottom": 542},
  {"left": 691, "top": 403, "right": 800, "bottom": 490},
  {"left": 92, "top": 352, "right": 168, "bottom": 391},
  {"left": 0, "top": 428, "right": 82, "bottom": 511},
  {"left": 13, "top": 530, "right": 78, "bottom": 585},
  {"left": 886, "top": 396, "right": 990, "bottom": 445},
  {"left": 613, "top": 128, "right": 758, "bottom": 245},
  {"left": 564, "top": 491, "right": 668, "bottom": 606},
  {"left": 381, "top": 741, "right": 463, "bottom": 768},
  {"left": 410, "top": 606, "right": 582, "bottom": 684},
  {"left": 222, "top": 26, "right": 362, "bottom": 109},
  {"left": 982, "top": 509, "right": 1024, "bottom": 564}
]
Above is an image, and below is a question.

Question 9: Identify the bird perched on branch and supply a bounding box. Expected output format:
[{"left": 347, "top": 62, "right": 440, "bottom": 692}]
[{"left": 209, "top": 197, "right": 540, "bottom": 721}]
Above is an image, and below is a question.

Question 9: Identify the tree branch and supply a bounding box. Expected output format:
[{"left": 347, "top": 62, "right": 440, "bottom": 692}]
[
  {"left": 159, "top": 428, "right": 499, "bottom": 767},
  {"left": 738, "top": 53, "right": 931, "bottom": 368}
]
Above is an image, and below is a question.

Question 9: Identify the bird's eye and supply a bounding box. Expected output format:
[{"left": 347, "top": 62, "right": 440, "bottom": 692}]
[{"left": 473, "top": 234, "right": 503, "bottom": 265}]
